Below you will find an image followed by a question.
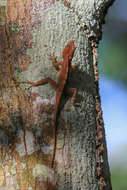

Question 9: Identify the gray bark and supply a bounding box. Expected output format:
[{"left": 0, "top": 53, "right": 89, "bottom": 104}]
[{"left": 0, "top": 0, "right": 114, "bottom": 190}]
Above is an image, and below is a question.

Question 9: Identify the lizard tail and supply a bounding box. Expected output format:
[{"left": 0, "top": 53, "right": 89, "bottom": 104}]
[
  {"left": 51, "top": 92, "right": 62, "bottom": 168},
  {"left": 51, "top": 114, "right": 57, "bottom": 168}
]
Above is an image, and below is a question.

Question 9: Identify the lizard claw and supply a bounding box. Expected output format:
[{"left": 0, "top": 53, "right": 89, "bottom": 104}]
[
  {"left": 47, "top": 53, "right": 53, "bottom": 58},
  {"left": 48, "top": 54, "right": 57, "bottom": 60},
  {"left": 27, "top": 85, "right": 33, "bottom": 90}
]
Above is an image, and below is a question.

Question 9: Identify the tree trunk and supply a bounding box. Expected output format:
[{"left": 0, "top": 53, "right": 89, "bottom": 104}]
[{"left": 0, "top": 0, "right": 114, "bottom": 190}]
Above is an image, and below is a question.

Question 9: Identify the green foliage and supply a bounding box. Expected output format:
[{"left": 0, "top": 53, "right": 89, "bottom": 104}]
[
  {"left": 111, "top": 168, "right": 127, "bottom": 190},
  {"left": 99, "top": 38, "right": 127, "bottom": 85}
]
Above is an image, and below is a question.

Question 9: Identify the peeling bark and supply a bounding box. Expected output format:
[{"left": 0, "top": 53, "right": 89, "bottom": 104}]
[{"left": 0, "top": 0, "right": 114, "bottom": 190}]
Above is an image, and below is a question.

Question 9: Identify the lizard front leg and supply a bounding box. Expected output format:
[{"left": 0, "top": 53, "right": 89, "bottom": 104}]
[
  {"left": 48, "top": 54, "right": 63, "bottom": 69},
  {"left": 21, "top": 77, "right": 58, "bottom": 90}
]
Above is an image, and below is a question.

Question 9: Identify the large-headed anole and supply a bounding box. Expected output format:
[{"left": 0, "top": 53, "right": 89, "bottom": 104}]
[{"left": 22, "top": 40, "right": 78, "bottom": 168}]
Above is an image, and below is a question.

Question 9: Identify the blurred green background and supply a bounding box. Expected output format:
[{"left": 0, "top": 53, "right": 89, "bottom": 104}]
[{"left": 99, "top": 0, "right": 127, "bottom": 189}]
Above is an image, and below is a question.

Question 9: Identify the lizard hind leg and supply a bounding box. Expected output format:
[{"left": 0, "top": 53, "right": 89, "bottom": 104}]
[{"left": 65, "top": 87, "right": 80, "bottom": 106}]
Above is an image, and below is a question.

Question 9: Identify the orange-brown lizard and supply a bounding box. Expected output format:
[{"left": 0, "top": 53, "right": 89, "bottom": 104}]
[{"left": 21, "top": 40, "right": 78, "bottom": 168}]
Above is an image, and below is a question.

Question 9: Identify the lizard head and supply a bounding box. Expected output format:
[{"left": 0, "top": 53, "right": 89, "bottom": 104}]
[{"left": 62, "top": 40, "right": 76, "bottom": 62}]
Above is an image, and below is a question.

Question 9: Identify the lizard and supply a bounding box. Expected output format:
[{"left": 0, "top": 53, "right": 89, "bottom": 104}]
[{"left": 21, "top": 40, "right": 78, "bottom": 168}]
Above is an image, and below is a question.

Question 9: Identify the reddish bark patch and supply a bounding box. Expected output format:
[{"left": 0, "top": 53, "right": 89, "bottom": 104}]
[
  {"left": 35, "top": 177, "right": 56, "bottom": 190},
  {"left": 18, "top": 54, "right": 31, "bottom": 71}
]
